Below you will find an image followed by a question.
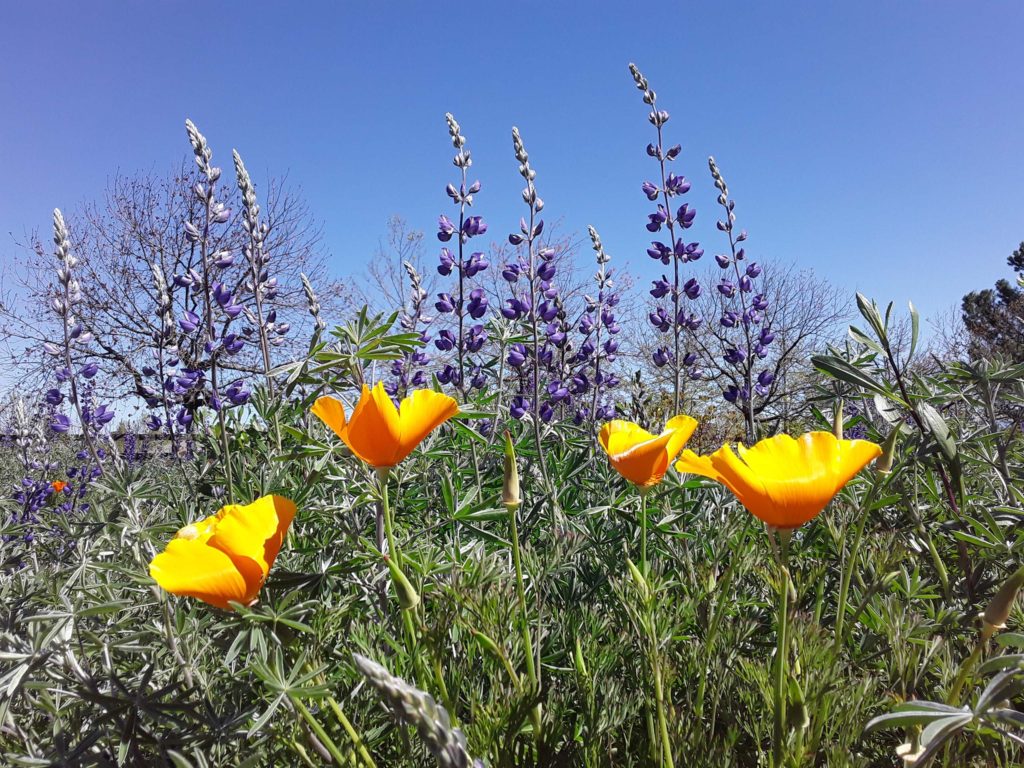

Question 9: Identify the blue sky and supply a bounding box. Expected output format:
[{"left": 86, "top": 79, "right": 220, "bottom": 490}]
[{"left": 2, "top": 2, "right": 1022, "bottom": 325}]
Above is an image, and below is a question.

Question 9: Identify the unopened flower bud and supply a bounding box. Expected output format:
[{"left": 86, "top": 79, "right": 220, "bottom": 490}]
[
  {"left": 982, "top": 563, "right": 1024, "bottom": 639},
  {"left": 626, "top": 557, "right": 649, "bottom": 600},
  {"left": 833, "top": 399, "right": 844, "bottom": 440},
  {"left": 502, "top": 431, "right": 520, "bottom": 508},
  {"left": 875, "top": 428, "right": 900, "bottom": 475},
  {"left": 385, "top": 556, "right": 420, "bottom": 611}
]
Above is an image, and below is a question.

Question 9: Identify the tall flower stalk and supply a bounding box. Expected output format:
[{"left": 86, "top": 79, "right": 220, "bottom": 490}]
[
  {"left": 505, "top": 126, "right": 553, "bottom": 492},
  {"left": 184, "top": 119, "right": 237, "bottom": 500},
  {"left": 434, "top": 113, "right": 489, "bottom": 400},
  {"left": 575, "top": 226, "right": 621, "bottom": 424},
  {"left": 233, "top": 149, "right": 283, "bottom": 450},
  {"left": 708, "top": 156, "right": 773, "bottom": 443},
  {"left": 629, "top": 63, "right": 703, "bottom": 414},
  {"left": 48, "top": 209, "right": 105, "bottom": 469}
]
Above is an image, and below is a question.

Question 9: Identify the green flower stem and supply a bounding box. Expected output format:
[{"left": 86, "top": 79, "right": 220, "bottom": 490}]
[
  {"left": 325, "top": 694, "right": 378, "bottom": 768},
  {"left": 639, "top": 488, "right": 649, "bottom": 576},
  {"left": 835, "top": 477, "right": 881, "bottom": 642},
  {"left": 290, "top": 695, "right": 350, "bottom": 766},
  {"left": 948, "top": 639, "right": 986, "bottom": 706},
  {"left": 509, "top": 501, "right": 543, "bottom": 743},
  {"left": 772, "top": 531, "right": 792, "bottom": 768},
  {"left": 652, "top": 641, "right": 674, "bottom": 768}
]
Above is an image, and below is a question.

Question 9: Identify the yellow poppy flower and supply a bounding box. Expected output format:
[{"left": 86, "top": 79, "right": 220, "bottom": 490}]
[
  {"left": 598, "top": 415, "right": 698, "bottom": 488},
  {"left": 311, "top": 382, "right": 459, "bottom": 469},
  {"left": 674, "top": 431, "right": 881, "bottom": 528},
  {"left": 149, "top": 494, "right": 296, "bottom": 610}
]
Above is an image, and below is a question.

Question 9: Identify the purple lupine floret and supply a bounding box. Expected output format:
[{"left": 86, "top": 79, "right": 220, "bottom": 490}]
[
  {"left": 435, "top": 293, "right": 456, "bottom": 314},
  {"left": 437, "top": 215, "right": 456, "bottom": 242},
  {"left": 179, "top": 311, "right": 200, "bottom": 332},
  {"left": 510, "top": 395, "right": 530, "bottom": 420},
  {"left": 51, "top": 414, "right": 71, "bottom": 433},
  {"left": 438, "top": 248, "right": 455, "bottom": 276}
]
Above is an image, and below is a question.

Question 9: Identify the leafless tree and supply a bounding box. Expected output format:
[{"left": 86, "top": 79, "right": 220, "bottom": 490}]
[{"left": 0, "top": 163, "right": 346, "bottom": 401}]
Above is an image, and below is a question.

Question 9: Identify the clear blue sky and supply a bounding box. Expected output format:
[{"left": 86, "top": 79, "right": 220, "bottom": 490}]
[{"left": 2, "top": 2, "right": 1022, "bottom": 325}]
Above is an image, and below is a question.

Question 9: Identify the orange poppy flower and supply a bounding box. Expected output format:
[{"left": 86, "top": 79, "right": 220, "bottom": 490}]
[
  {"left": 149, "top": 494, "right": 296, "bottom": 610},
  {"left": 674, "top": 431, "right": 881, "bottom": 528},
  {"left": 51, "top": 481, "right": 67, "bottom": 493},
  {"left": 311, "top": 383, "right": 459, "bottom": 469},
  {"left": 598, "top": 415, "right": 698, "bottom": 488}
]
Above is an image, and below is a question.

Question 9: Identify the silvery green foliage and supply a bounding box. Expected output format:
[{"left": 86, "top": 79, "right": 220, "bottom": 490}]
[{"left": 353, "top": 653, "right": 484, "bottom": 768}]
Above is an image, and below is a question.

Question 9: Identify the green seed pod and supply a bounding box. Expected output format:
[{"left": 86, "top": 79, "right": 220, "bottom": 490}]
[
  {"left": 983, "top": 563, "right": 1024, "bottom": 637},
  {"left": 502, "top": 431, "right": 520, "bottom": 509},
  {"left": 385, "top": 556, "right": 420, "bottom": 611}
]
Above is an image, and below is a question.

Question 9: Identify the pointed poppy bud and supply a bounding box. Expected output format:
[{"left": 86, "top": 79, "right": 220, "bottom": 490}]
[
  {"left": 502, "top": 431, "right": 520, "bottom": 508},
  {"left": 385, "top": 556, "right": 420, "bottom": 611},
  {"left": 981, "top": 563, "right": 1024, "bottom": 639}
]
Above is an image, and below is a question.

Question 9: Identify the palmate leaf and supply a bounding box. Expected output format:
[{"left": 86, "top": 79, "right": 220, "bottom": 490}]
[{"left": 811, "top": 354, "right": 901, "bottom": 402}]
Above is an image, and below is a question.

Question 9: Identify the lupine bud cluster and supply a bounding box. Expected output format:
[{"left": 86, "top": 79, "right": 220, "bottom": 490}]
[
  {"left": 629, "top": 63, "right": 703, "bottom": 410},
  {"left": 149, "top": 120, "right": 251, "bottom": 434},
  {"left": 387, "top": 260, "right": 432, "bottom": 399},
  {"left": 45, "top": 210, "right": 110, "bottom": 465},
  {"left": 707, "top": 157, "right": 775, "bottom": 409},
  {"left": 353, "top": 654, "right": 483, "bottom": 768},
  {"left": 570, "top": 226, "right": 621, "bottom": 423},
  {"left": 235, "top": 150, "right": 289, "bottom": 354},
  {"left": 433, "top": 114, "right": 490, "bottom": 397}
]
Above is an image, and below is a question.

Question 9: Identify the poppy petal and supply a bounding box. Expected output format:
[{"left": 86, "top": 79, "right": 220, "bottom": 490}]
[
  {"left": 396, "top": 389, "right": 459, "bottom": 464},
  {"left": 344, "top": 383, "right": 403, "bottom": 466},
  {"left": 311, "top": 396, "right": 348, "bottom": 442},
  {"left": 149, "top": 535, "right": 250, "bottom": 610}
]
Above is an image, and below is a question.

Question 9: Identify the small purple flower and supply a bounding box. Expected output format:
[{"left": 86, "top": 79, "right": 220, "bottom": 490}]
[
  {"left": 435, "top": 293, "right": 457, "bottom": 314},
  {"left": 178, "top": 311, "right": 200, "bottom": 333},
  {"left": 683, "top": 277, "right": 701, "bottom": 300},
  {"left": 437, "top": 215, "right": 456, "bottom": 242},
  {"left": 653, "top": 347, "right": 672, "bottom": 367},
  {"left": 466, "top": 288, "right": 488, "bottom": 320},
  {"left": 461, "top": 216, "right": 487, "bottom": 237},
  {"left": 665, "top": 173, "right": 691, "bottom": 195},
  {"left": 464, "top": 252, "right": 488, "bottom": 278},
  {"left": 676, "top": 204, "right": 696, "bottom": 228},
  {"left": 715, "top": 253, "right": 731, "bottom": 269},
  {"left": 51, "top": 414, "right": 71, "bottom": 433},
  {"left": 717, "top": 280, "right": 736, "bottom": 298},
  {"left": 650, "top": 276, "right": 671, "bottom": 299},
  {"left": 649, "top": 307, "right": 671, "bottom": 333},
  {"left": 539, "top": 401, "right": 554, "bottom": 423},
  {"left": 510, "top": 395, "right": 530, "bottom": 420},
  {"left": 646, "top": 205, "right": 668, "bottom": 233},
  {"left": 746, "top": 262, "right": 762, "bottom": 278},
  {"left": 45, "top": 388, "right": 64, "bottom": 406},
  {"left": 438, "top": 248, "right": 455, "bottom": 276},
  {"left": 434, "top": 329, "right": 456, "bottom": 352}
]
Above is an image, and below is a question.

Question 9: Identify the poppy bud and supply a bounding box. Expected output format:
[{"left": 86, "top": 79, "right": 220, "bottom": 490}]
[
  {"left": 502, "top": 431, "right": 520, "bottom": 509},
  {"left": 833, "top": 399, "right": 844, "bottom": 440},
  {"left": 385, "top": 556, "right": 420, "bottom": 611},
  {"left": 875, "top": 428, "right": 900, "bottom": 475},
  {"left": 626, "top": 557, "right": 649, "bottom": 600},
  {"left": 574, "top": 636, "right": 588, "bottom": 678},
  {"left": 982, "top": 563, "right": 1024, "bottom": 639}
]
